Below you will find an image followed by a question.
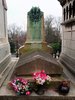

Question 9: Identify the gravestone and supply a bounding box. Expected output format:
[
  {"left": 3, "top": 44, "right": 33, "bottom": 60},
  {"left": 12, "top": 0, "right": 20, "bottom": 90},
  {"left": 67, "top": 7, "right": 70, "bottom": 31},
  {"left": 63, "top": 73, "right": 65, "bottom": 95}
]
[
  {"left": 12, "top": 7, "right": 63, "bottom": 77},
  {"left": 19, "top": 7, "right": 51, "bottom": 55}
]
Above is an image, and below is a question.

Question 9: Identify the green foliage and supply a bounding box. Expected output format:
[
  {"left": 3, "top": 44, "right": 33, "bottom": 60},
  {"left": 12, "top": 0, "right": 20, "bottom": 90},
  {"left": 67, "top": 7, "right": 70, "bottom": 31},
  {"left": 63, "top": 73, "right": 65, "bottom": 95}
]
[
  {"left": 45, "top": 32, "right": 60, "bottom": 43},
  {"left": 50, "top": 42, "right": 61, "bottom": 54},
  {"left": 10, "top": 41, "right": 16, "bottom": 53}
]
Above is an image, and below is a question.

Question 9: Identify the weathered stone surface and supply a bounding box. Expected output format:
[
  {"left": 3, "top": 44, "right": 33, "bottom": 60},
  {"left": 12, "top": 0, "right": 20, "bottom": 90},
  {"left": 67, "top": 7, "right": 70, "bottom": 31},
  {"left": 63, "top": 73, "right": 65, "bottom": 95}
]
[
  {"left": 18, "top": 8, "right": 52, "bottom": 80},
  {"left": 19, "top": 42, "right": 52, "bottom": 55},
  {"left": 59, "top": 0, "right": 75, "bottom": 76},
  {"left": 0, "top": 57, "right": 18, "bottom": 87},
  {"left": 72, "top": 32, "right": 75, "bottom": 40},
  {"left": 14, "top": 51, "right": 63, "bottom": 76},
  {"left": 19, "top": 7, "right": 52, "bottom": 55},
  {"left": 62, "top": 26, "right": 71, "bottom": 32},
  {"left": 0, "top": 0, "right": 15, "bottom": 88},
  {"left": 63, "top": 32, "right": 71, "bottom": 40},
  {"left": 63, "top": 40, "right": 71, "bottom": 48},
  {"left": 0, "top": 96, "right": 75, "bottom": 100},
  {"left": 0, "top": 0, "right": 7, "bottom": 38},
  {"left": 72, "top": 25, "right": 75, "bottom": 31},
  {"left": 27, "top": 7, "right": 44, "bottom": 42},
  {"left": 0, "top": 43, "right": 10, "bottom": 61},
  {"left": 0, "top": 54, "right": 11, "bottom": 74},
  {"left": 60, "top": 53, "right": 75, "bottom": 75},
  {"left": 71, "top": 40, "right": 75, "bottom": 50}
]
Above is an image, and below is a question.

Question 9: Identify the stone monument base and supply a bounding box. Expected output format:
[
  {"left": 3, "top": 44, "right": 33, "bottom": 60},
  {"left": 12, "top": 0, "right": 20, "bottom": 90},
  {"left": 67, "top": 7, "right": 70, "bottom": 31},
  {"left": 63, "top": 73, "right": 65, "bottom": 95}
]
[
  {"left": 19, "top": 42, "right": 52, "bottom": 56},
  {"left": 12, "top": 51, "right": 63, "bottom": 76}
]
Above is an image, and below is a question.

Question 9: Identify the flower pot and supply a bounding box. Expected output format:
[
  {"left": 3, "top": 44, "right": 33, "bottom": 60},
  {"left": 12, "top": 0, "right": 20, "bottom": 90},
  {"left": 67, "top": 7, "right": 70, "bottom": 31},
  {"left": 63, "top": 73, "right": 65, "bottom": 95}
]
[
  {"left": 58, "top": 81, "right": 70, "bottom": 95},
  {"left": 34, "top": 85, "right": 45, "bottom": 95},
  {"left": 58, "top": 84, "right": 70, "bottom": 95}
]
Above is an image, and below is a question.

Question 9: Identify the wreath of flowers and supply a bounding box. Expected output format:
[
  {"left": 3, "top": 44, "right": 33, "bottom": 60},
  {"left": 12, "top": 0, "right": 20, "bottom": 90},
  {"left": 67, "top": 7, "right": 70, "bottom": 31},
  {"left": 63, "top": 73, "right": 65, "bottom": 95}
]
[{"left": 9, "top": 78, "right": 32, "bottom": 95}]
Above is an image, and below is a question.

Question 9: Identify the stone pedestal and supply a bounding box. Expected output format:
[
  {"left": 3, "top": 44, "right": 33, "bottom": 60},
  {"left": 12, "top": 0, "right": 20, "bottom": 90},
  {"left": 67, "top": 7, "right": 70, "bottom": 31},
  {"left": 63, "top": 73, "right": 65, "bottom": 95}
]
[
  {"left": 14, "top": 51, "right": 63, "bottom": 76},
  {"left": 19, "top": 42, "right": 52, "bottom": 55}
]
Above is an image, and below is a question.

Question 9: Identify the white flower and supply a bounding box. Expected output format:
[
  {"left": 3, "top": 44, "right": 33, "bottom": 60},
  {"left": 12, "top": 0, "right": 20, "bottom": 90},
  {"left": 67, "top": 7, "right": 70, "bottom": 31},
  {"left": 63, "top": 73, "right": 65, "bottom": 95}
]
[
  {"left": 46, "top": 75, "right": 51, "bottom": 81},
  {"left": 25, "top": 85, "right": 29, "bottom": 90},
  {"left": 36, "top": 78, "right": 45, "bottom": 85}
]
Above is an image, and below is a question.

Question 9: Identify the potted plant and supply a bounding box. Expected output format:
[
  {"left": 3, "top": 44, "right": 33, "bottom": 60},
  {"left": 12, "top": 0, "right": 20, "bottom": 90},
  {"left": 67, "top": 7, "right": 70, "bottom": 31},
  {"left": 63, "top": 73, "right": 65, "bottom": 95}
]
[
  {"left": 57, "top": 80, "right": 70, "bottom": 95},
  {"left": 33, "top": 70, "right": 52, "bottom": 95}
]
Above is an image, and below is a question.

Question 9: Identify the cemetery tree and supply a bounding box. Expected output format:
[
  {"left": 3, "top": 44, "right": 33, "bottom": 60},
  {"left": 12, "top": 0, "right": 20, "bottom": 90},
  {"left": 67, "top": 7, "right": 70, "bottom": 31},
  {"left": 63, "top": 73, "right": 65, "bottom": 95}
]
[
  {"left": 45, "top": 15, "right": 54, "bottom": 43},
  {"left": 45, "top": 15, "right": 61, "bottom": 54},
  {"left": 55, "top": 17, "right": 61, "bottom": 32},
  {"left": 45, "top": 15, "right": 61, "bottom": 43},
  {"left": 8, "top": 24, "right": 26, "bottom": 54}
]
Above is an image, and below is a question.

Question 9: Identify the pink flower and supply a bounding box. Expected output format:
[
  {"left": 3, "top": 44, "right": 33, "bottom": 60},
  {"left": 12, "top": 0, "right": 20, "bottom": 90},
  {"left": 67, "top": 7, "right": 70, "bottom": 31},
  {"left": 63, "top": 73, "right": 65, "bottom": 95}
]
[
  {"left": 14, "top": 86, "right": 18, "bottom": 92},
  {"left": 33, "top": 70, "right": 49, "bottom": 85},
  {"left": 46, "top": 75, "right": 52, "bottom": 81},
  {"left": 21, "top": 79, "right": 28, "bottom": 85},
  {"left": 26, "top": 91, "right": 31, "bottom": 95},
  {"left": 16, "top": 78, "right": 21, "bottom": 81},
  {"left": 33, "top": 72, "right": 36, "bottom": 76},
  {"left": 8, "top": 82, "right": 12, "bottom": 86},
  {"left": 40, "top": 73, "right": 47, "bottom": 80},
  {"left": 41, "top": 70, "right": 45, "bottom": 73}
]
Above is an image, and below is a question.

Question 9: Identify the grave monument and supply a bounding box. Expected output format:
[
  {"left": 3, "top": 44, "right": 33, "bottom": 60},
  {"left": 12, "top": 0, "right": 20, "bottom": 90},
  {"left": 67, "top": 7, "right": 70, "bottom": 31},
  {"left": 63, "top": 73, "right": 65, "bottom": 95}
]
[
  {"left": 19, "top": 7, "right": 51, "bottom": 55},
  {"left": 13, "top": 7, "right": 63, "bottom": 77},
  {"left": 0, "top": 4, "right": 74, "bottom": 99}
]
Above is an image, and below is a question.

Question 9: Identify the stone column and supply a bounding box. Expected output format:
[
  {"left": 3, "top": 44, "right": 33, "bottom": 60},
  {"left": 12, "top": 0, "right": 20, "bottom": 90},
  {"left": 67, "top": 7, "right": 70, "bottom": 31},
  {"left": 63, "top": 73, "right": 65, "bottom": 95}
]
[{"left": 0, "top": 0, "right": 11, "bottom": 74}]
